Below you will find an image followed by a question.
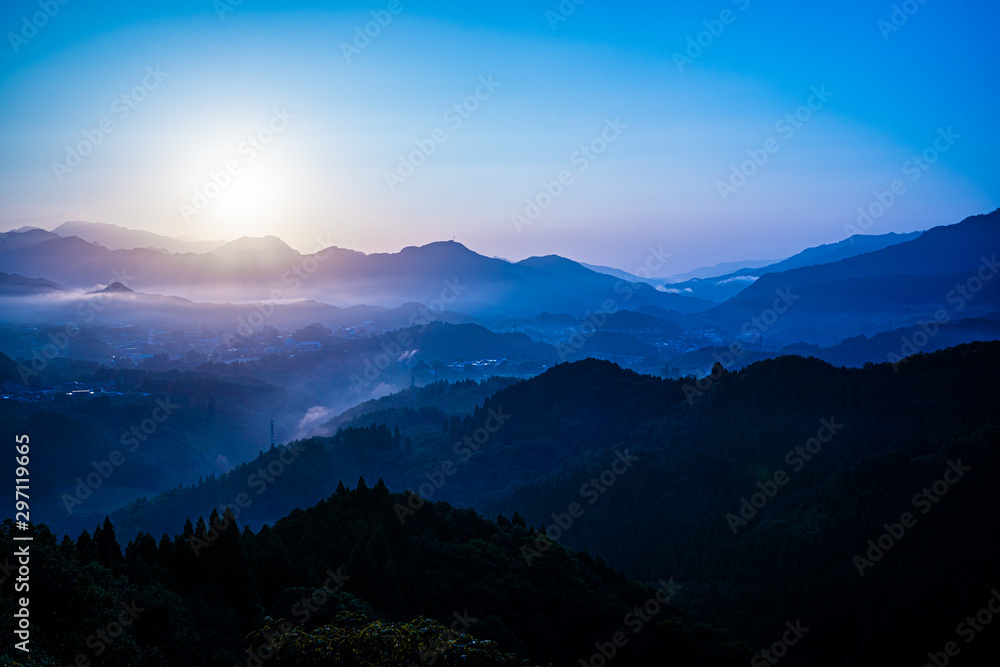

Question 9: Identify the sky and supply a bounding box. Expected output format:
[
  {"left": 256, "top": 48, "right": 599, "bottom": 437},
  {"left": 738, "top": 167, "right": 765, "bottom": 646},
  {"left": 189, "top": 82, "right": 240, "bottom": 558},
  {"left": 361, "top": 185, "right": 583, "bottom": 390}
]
[{"left": 0, "top": 0, "right": 997, "bottom": 275}]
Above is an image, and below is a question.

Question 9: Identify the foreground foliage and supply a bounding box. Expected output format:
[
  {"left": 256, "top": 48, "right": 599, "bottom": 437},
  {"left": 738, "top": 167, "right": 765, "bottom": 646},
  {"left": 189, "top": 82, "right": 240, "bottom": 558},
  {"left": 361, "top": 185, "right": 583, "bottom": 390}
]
[{"left": 246, "top": 613, "right": 534, "bottom": 666}]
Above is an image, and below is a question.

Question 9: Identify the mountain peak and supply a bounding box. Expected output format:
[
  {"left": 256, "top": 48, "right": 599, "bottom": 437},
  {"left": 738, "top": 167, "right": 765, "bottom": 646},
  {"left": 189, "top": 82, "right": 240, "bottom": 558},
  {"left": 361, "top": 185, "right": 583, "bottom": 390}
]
[
  {"left": 90, "top": 281, "right": 135, "bottom": 294},
  {"left": 401, "top": 240, "right": 474, "bottom": 254},
  {"left": 212, "top": 235, "right": 299, "bottom": 256},
  {"left": 55, "top": 220, "right": 124, "bottom": 234},
  {"left": 517, "top": 254, "right": 601, "bottom": 277}
]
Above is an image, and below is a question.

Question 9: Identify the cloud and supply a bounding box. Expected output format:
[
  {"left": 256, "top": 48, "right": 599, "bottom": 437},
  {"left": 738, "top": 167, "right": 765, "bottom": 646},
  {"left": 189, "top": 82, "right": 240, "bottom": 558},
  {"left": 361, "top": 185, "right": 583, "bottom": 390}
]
[
  {"left": 215, "top": 454, "right": 232, "bottom": 472},
  {"left": 297, "top": 405, "right": 334, "bottom": 437}
]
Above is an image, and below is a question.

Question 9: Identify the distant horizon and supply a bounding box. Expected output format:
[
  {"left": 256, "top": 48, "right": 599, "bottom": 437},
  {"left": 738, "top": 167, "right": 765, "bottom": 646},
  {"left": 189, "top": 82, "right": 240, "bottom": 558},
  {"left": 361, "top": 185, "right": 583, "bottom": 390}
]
[
  {"left": 0, "top": 209, "right": 983, "bottom": 279},
  {"left": 3, "top": 5, "right": 1000, "bottom": 666},
  {"left": 2, "top": 2, "right": 997, "bottom": 276}
]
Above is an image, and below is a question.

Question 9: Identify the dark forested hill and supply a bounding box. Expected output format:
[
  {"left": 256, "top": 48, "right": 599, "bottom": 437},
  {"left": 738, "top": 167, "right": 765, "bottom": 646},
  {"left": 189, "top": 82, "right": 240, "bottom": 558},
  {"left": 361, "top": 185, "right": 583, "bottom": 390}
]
[
  {"left": 0, "top": 487, "right": 749, "bottom": 666},
  {"left": 105, "top": 342, "right": 1000, "bottom": 665},
  {"left": 664, "top": 313, "right": 1000, "bottom": 375},
  {"left": 482, "top": 345, "right": 1000, "bottom": 665}
]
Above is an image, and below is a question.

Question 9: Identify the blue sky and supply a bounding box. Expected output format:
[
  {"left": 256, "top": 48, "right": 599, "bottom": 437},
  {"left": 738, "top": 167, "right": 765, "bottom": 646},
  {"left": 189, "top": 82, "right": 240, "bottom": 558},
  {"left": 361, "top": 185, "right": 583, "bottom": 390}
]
[{"left": 0, "top": 0, "right": 996, "bottom": 274}]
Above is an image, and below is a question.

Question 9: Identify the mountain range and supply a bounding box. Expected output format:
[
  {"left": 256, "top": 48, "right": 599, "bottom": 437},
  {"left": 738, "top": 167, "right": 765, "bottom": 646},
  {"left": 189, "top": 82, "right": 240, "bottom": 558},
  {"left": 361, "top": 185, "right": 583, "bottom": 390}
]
[
  {"left": 3, "top": 210, "right": 999, "bottom": 360},
  {"left": 586, "top": 230, "right": 923, "bottom": 301},
  {"left": 3, "top": 212, "right": 1000, "bottom": 666},
  {"left": 52, "top": 220, "right": 226, "bottom": 254},
  {"left": 703, "top": 210, "right": 1000, "bottom": 345},
  {"left": 88, "top": 343, "right": 1000, "bottom": 665},
  {"left": 0, "top": 228, "right": 711, "bottom": 320}
]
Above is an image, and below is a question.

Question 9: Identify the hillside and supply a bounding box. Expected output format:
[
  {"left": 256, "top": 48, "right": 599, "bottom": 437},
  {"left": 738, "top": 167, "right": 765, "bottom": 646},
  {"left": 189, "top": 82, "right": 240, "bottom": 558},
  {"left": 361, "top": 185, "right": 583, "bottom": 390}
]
[
  {"left": 662, "top": 231, "right": 921, "bottom": 301},
  {"left": 0, "top": 488, "right": 749, "bottom": 666},
  {"left": 0, "top": 272, "right": 67, "bottom": 296},
  {"left": 702, "top": 211, "right": 1000, "bottom": 345},
  {"left": 665, "top": 313, "right": 1000, "bottom": 375},
  {"left": 108, "top": 342, "right": 1000, "bottom": 664}
]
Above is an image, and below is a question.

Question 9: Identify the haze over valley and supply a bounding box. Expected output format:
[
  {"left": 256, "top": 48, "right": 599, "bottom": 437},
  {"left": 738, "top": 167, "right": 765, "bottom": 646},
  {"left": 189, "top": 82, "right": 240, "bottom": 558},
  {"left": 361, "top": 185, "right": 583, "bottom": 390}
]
[{"left": 2, "top": 2, "right": 998, "bottom": 665}]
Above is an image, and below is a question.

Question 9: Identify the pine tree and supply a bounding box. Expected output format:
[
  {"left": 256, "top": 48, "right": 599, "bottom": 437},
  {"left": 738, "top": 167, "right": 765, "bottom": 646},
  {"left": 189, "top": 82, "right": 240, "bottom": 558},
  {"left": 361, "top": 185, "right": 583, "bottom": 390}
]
[{"left": 94, "top": 516, "right": 124, "bottom": 569}]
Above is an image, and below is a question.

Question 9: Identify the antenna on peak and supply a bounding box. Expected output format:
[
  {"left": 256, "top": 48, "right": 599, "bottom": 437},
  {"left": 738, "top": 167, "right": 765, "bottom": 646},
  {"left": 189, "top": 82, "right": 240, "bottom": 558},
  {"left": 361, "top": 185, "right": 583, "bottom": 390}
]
[{"left": 270, "top": 418, "right": 275, "bottom": 448}]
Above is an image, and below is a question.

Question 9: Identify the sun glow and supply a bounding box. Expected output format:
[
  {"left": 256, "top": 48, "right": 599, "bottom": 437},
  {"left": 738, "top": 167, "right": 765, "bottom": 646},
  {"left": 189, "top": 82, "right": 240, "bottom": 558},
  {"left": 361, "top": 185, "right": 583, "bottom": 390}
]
[
  {"left": 210, "top": 171, "right": 282, "bottom": 233},
  {"left": 179, "top": 146, "right": 299, "bottom": 239}
]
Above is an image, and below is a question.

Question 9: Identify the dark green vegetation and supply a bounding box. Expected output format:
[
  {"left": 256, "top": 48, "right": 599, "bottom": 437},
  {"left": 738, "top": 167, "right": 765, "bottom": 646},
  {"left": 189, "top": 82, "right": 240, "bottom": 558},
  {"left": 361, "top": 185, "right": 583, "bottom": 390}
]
[
  {"left": 0, "top": 485, "right": 749, "bottom": 666},
  {"left": 107, "top": 342, "right": 1000, "bottom": 665},
  {"left": 484, "top": 345, "right": 1000, "bottom": 665},
  {"left": 0, "top": 361, "right": 308, "bottom": 537},
  {"left": 0, "top": 346, "right": 526, "bottom": 539}
]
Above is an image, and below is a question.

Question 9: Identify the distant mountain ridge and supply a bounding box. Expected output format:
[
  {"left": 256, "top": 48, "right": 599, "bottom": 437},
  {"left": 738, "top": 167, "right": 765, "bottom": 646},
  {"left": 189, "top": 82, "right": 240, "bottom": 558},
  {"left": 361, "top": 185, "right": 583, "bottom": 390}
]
[
  {"left": 0, "top": 272, "right": 67, "bottom": 296},
  {"left": 740, "top": 213, "right": 995, "bottom": 294},
  {"left": 0, "top": 234, "right": 713, "bottom": 320},
  {"left": 580, "top": 231, "right": 922, "bottom": 301},
  {"left": 52, "top": 220, "right": 225, "bottom": 253},
  {"left": 704, "top": 210, "right": 1000, "bottom": 345},
  {"left": 3, "top": 213, "right": 995, "bottom": 345},
  {"left": 662, "top": 231, "right": 923, "bottom": 301},
  {"left": 663, "top": 257, "right": 782, "bottom": 282}
]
